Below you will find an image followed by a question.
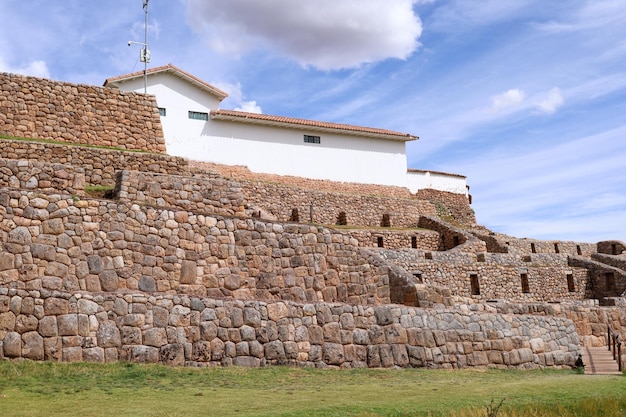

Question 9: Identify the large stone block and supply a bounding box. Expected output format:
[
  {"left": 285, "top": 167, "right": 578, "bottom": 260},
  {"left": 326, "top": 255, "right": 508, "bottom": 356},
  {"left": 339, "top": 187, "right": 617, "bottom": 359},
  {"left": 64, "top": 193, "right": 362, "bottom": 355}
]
[
  {"left": 22, "top": 331, "right": 44, "bottom": 360},
  {"left": 57, "top": 314, "right": 79, "bottom": 336},
  {"left": 97, "top": 321, "right": 121, "bottom": 348},
  {"left": 322, "top": 342, "right": 345, "bottom": 365},
  {"left": 2, "top": 331, "right": 21, "bottom": 357},
  {"left": 99, "top": 270, "right": 119, "bottom": 292},
  {"left": 179, "top": 260, "right": 197, "bottom": 284}
]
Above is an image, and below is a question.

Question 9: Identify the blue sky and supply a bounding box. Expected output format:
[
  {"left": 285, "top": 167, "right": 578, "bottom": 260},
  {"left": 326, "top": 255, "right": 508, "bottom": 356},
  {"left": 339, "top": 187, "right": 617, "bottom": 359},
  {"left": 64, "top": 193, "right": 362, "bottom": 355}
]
[{"left": 1, "top": 0, "right": 625, "bottom": 243}]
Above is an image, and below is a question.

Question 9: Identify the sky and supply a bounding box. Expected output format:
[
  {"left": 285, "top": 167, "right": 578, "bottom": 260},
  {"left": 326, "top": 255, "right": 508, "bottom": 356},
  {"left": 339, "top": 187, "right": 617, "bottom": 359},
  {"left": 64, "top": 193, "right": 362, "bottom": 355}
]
[{"left": 1, "top": 0, "right": 625, "bottom": 244}]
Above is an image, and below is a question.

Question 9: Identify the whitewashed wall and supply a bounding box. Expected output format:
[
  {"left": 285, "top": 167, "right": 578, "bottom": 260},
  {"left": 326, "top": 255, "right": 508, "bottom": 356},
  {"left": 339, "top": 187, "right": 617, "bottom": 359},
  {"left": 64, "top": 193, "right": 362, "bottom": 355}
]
[
  {"left": 407, "top": 170, "right": 468, "bottom": 195},
  {"left": 115, "top": 73, "right": 410, "bottom": 188}
]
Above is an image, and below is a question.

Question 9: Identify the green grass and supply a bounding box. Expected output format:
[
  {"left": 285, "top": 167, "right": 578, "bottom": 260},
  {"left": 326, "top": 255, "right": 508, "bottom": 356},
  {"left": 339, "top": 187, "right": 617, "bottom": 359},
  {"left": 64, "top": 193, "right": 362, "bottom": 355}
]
[
  {"left": 0, "top": 134, "right": 149, "bottom": 153},
  {"left": 0, "top": 362, "right": 624, "bottom": 416}
]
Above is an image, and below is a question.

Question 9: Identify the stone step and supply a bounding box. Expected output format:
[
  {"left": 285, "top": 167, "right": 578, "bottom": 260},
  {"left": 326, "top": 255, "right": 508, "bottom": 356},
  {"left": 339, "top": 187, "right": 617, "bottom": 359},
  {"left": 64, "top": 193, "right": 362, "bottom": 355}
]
[{"left": 583, "top": 346, "right": 622, "bottom": 375}]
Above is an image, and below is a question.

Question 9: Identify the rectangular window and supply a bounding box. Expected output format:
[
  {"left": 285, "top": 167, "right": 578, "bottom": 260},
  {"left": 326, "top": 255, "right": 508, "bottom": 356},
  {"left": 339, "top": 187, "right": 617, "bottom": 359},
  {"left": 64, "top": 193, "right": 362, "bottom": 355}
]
[
  {"left": 158, "top": 107, "right": 166, "bottom": 117},
  {"left": 304, "top": 135, "right": 320, "bottom": 144},
  {"left": 567, "top": 274, "right": 575, "bottom": 292},
  {"left": 188, "top": 111, "right": 208, "bottom": 121}
]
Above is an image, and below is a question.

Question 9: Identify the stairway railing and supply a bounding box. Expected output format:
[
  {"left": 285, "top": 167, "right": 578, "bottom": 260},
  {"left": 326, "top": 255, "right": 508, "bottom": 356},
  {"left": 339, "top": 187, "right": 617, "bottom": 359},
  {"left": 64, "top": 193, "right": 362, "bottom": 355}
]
[{"left": 607, "top": 324, "right": 623, "bottom": 372}]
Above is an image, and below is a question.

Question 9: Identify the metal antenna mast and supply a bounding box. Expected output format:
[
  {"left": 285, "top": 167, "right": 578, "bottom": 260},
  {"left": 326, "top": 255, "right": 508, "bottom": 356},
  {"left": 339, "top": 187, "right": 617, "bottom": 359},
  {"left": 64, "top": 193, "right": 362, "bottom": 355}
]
[{"left": 128, "top": 0, "right": 151, "bottom": 93}]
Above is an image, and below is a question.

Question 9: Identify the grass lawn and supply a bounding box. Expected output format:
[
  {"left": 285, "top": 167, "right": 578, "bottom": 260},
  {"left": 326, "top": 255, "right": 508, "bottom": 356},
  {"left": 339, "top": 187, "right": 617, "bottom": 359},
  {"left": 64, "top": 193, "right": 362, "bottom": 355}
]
[{"left": 0, "top": 362, "right": 624, "bottom": 416}]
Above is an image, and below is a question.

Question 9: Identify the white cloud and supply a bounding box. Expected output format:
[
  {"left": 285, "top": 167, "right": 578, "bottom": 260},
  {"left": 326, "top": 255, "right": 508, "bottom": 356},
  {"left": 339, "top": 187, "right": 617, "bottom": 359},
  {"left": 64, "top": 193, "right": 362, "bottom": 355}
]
[
  {"left": 185, "top": 0, "right": 423, "bottom": 70},
  {"left": 0, "top": 57, "right": 50, "bottom": 78},
  {"left": 234, "top": 100, "right": 262, "bottom": 114},
  {"left": 486, "top": 88, "right": 525, "bottom": 113},
  {"left": 215, "top": 81, "right": 263, "bottom": 114},
  {"left": 535, "top": 87, "right": 563, "bottom": 114}
]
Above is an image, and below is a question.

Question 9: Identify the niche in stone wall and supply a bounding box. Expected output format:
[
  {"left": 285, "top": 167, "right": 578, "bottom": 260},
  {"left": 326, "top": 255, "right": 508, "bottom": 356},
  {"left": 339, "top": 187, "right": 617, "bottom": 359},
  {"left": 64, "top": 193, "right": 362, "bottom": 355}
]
[
  {"left": 605, "top": 272, "right": 615, "bottom": 291},
  {"left": 377, "top": 236, "right": 384, "bottom": 248},
  {"left": 520, "top": 273, "right": 530, "bottom": 293},
  {"left": 576, "top": 245, "right": 582, "bottom": 256},
  {"left": 289, "top": 208, "right": 300, "bottom": 222},
  {"left": 470, "top": 273, "right": 480, "bottom": 295},
  {"left": 531, "top": 243, "right": 536, "bottom": 254},
  {"left": 412, "top": 271, "right": 423, "bottom": 283},
  {"left": 554, "top": 243, "right": 560, "bottom": 254},
  {"left": 336, "top": 211, "right": 347, "bottom": 226},
  {"left": 567, "top": 274, "right": 575, "bottom": 292},
  {"left": 381, "top": 213, "right": 391, "bottom": 227},
  {"left": 411, "top": 236, "right": 417, "bottom": 249}
]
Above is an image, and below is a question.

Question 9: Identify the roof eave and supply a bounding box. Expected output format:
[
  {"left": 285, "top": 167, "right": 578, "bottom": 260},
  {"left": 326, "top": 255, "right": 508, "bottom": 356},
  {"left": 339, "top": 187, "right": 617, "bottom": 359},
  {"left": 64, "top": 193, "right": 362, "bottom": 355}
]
[{"left": 210, "top": 112, "right": 418, "bottom": 142}]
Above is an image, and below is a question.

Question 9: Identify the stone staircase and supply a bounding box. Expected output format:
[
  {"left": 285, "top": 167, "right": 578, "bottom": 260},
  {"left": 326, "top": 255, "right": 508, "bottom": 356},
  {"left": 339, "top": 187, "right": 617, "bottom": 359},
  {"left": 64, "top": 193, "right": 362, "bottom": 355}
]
[{"left": 583, "top": 346, "right": 622, "bottom": 375}]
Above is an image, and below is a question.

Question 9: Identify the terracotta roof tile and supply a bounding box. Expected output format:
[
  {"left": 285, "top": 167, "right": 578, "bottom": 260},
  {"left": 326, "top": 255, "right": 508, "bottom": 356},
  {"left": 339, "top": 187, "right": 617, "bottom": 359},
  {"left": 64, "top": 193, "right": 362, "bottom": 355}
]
[
  {"left": 211, "top": 109, "right": 417, "bottom": 141},
  {"left": 104, "top": 63, "right": 228, "bottom": 100}
]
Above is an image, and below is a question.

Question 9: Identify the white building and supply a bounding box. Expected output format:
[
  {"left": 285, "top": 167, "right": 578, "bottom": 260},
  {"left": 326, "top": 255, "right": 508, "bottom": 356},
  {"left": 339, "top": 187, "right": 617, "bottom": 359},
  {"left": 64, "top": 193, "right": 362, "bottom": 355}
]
[{"left": 104, "top": 64, "right": 467, "bottom": 195}]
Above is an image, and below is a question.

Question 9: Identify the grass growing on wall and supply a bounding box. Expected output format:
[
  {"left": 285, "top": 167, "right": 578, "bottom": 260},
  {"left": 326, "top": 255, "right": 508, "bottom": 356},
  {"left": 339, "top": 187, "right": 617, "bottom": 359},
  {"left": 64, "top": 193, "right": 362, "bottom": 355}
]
[
  {"left": 0, "top": 362, "right": 624, "bottom": 416},
  {"left": 0, "top": 134, "right": 149, "bottom": 153}
]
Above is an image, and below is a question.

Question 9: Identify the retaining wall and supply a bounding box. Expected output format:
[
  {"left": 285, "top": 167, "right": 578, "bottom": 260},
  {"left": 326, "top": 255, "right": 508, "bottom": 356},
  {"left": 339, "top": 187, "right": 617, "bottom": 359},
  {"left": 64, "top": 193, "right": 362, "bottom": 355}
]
[
  {"left": 0, "top": 72, "right": 165, "bottom": 153},
  {"left": 377, "top": 249, "right": 590, "bottom": 302},
  {"left": 0, "top": 158, "right": 85, "bottom": 196},
  {"left": 0, "top": 138, "right": 188, "bottom": 187},
  {"left": 0, "top": 289, "right": 580, "bottom": 369}
]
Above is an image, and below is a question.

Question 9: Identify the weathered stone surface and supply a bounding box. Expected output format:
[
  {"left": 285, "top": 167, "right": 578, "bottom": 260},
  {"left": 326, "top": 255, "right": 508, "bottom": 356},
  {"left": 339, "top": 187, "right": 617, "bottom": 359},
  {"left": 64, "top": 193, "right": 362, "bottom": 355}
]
[
  {"left": 97, "top": 321, "right": 121, "bottom": 348},
  {"left": 22, "top": 331, "right": 44, "bottom": 360}
]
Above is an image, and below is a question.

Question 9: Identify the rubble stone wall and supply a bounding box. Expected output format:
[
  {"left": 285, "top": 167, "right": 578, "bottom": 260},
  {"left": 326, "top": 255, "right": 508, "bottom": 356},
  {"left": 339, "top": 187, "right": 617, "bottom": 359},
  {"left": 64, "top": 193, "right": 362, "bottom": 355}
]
[
  {"left": 240, "top": 180, "right": 435, "bottom": 228},
  {"left": 0, "top": 290, "right": 580, "bottom": 369},
  {"left": 341, "top": 229, "right": 440, "bottom": 251},
  {"left": 0, "top": 158, "right": 85, "bottom": 196},
  {"left": 0, "top": 138, "right": 188, "bottom": 187},
  {"left": 376, "top": 249, "right": 590, "bottom": 302},
  {"left": 0, "top": 72, "right": 165, "bottom": 153}
]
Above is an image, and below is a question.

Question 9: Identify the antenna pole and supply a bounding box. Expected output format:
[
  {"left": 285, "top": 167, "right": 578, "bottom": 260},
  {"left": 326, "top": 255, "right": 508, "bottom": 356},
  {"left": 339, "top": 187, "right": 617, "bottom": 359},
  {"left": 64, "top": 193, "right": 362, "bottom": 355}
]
[{"left": 143, "top": 0, "right": 149, "bottom": 94}]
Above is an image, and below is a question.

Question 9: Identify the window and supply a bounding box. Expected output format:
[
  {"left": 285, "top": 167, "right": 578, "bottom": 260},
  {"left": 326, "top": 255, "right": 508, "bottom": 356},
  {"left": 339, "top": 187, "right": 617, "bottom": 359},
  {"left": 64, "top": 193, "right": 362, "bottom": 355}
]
[
  {"left": 304, "top": 135, "right": 320, "bottom": 144},
  {"left": 377, "top": 236, "right": 384, "bottom": 248},
  {"left": 158, "top": 107, "right": 166, "bottom": 117},
  {"left": 411, "top": 236, "right": 417, "bottom": 249},
  {"left": 188, "top": 111, "right": 208, "bottom": 121}
]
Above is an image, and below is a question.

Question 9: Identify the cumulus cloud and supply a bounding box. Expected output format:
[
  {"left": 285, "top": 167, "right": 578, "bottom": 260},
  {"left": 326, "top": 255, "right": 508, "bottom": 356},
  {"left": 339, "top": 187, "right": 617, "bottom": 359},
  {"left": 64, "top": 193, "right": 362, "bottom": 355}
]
[
  {"left": 215, "top": 81, "right": 263, "bottom": 114},
  {"left": 0, "top": 57, "right": 50, "bottom": 78},
  {"left": 535, "top": 87, "right": 563, "bottom": 114},
  {"left": 185, "top": 0, "right": 423, "bottom": 70},
  {"left": 486, "top": 88, "right": 525, "bottom": 113}
]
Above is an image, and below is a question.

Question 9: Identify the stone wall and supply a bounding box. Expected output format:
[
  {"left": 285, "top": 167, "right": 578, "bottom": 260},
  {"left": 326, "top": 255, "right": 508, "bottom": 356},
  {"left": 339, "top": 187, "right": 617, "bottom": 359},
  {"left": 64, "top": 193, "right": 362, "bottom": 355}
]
[
  {"left": 491, "top": 234, "right": 596, "bottom": 257},
  {"left": 341, "top": 229, "right": 439, "bottom": 251},
  {"left": 0, "top": 72, "right": 165, "bottom": 153},
  {"left": 0, "top": 138, "right": 188, "bottom": 187},
  {"left": 0, "top": 289, "right": 580, "bottom": 369},
  {"left": 416, "top": 188, "right": 475, "bottom": 227},
  {"left": 569, "top": 257, "right": 626, "bottom": 300},
  {"left": 0, "top": 158, "right": 85, "bottom": 196},
  {"left": 0, "top": 191, "right": 393, "bottom": 306},
  {"left": 377, "top": 249, "right": 590, "bottom": 302},
  {"left": 190, "top": 161, "right": 414, "bottom": 199},
  {"left": 239, "top": 180, "right": 435, "bottom": 228},
  {"left": 115, "top": 170, "right": 245, "bottom": 218},
  {"left": 597, "top": 241, "right": 626, "bottom": 255}
]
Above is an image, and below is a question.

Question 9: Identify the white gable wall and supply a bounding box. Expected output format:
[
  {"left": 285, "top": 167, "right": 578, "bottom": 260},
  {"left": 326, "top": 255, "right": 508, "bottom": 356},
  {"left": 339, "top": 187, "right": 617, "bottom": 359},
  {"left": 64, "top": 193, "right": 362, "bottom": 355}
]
[{"left": 407, "top": 170, "right": 468, "bottom": 195}]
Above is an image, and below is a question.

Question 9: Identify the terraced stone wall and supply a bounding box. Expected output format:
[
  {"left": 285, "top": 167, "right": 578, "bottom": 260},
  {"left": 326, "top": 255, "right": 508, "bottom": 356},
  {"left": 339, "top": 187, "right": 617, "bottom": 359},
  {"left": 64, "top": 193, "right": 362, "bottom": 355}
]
[
  {"left": 0, "top": 290, "right": 580, "bottom": 370},
  {"left": 376, "top": 249, "right": 590, "bottom": 302},
  {"left": 0, "top": 138, "right": 188, "bottom": 187},
  {"left": 0, "top": 192, "right": 393, "bottom": 306},
  {"left": 0, "top": 72, "right": 165, "bottom": 153}
]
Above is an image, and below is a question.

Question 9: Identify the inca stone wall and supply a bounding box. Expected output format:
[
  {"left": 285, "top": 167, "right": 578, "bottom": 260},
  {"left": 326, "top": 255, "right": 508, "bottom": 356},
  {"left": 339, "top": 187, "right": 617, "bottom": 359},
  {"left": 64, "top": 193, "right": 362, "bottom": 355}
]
[
  {"left": 239, "top": 180, "right": 435, "bottom": 228},
  {"left": 341, "top": 229, "right": 440, "bottom": 251},
  {"left": 0, "top": 72, "right": 165, "bottom": 153},
  {"left": 0, "top": 138, "right": 187, "bottom": 187},
  {"left": 0, "top": 289, "right": 581, "bottom": 369},
  {"left": 0, "top": 191, "right": 396, "bottom": 306},
  {"left": 416, "top": 188, "right": 476, "bottom": 227},
  {"left": 377, "top": 249, "right": 591, "bottom": 302},
  {"left": 114, "top": 170, "right": 245, "bottom": 218},
  {"left": 0, "top": 158, "right": 85, "bottom": 197}
]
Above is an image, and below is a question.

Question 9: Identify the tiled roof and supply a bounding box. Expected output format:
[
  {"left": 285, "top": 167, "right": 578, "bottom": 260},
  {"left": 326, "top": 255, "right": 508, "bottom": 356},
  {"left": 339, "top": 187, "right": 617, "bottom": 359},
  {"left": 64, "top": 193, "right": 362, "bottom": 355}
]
[
  {"left": 407, "top": 168, "right": 467, "bottom": 179},
  {"left": 211, "top": 109, "right": 418, "bottom": 141},
  {"left": 104, "top": 63, "right": 229, "bottom": 100}
]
